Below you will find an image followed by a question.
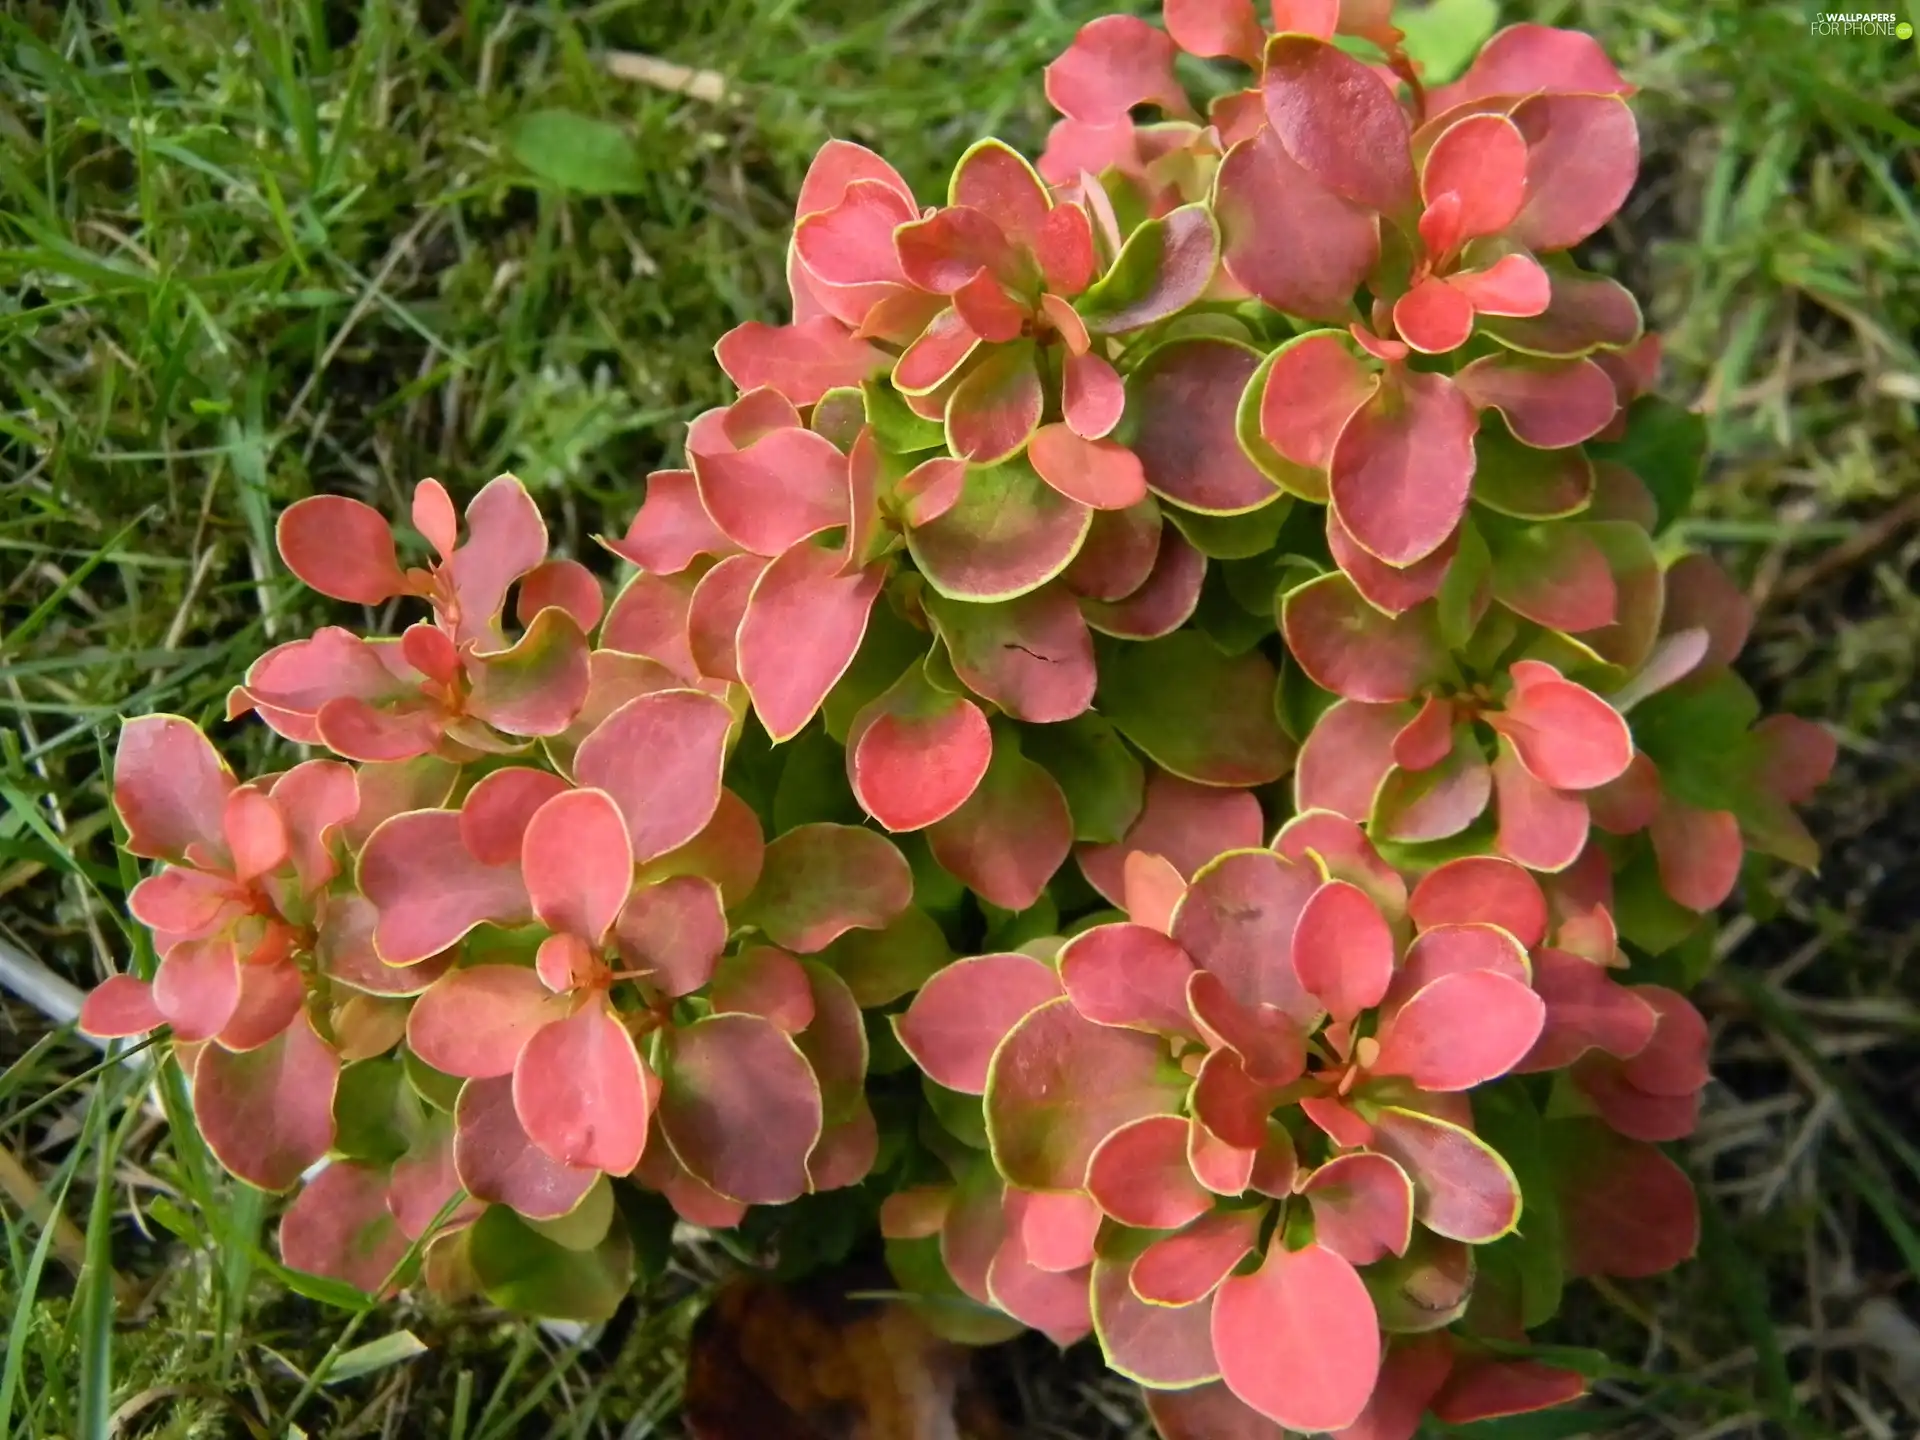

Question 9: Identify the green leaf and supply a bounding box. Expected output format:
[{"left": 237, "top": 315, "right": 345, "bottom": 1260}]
[
  {"left": 1588, "top": 396, "right": 1707, "bottom": 535},
  {"left": 468, "top": 1205, "right": 633, "bottom": 1321},
  {"left": 1612, "top": 842, "right": 1704, "bottom": 955},
  {"left": 1098, "top": 631, "right": 1293, "bottom": 786},
  {"left": 921, "top": 1074, "right": 990, "bottom": 1150},
  {"left": 1192, "top": 565, "right": 1277, "bottom": 656},
  {"left": 822, "top": 601, "right": 932, "bottom": 743},
  {"left": 883, "top": 1235, "right": 1026, "bottom": 1345},
  {"left": 819, "top": 905, "right": 953, "bottom": 1008},
  {"left": 1438, "top": 517, "right": 1491, "bottom": 653},
  {"left": 1162, "top": 495, "right": 1294, "bottom": 559},
  {"left": 1074, "top": 203, "right": 1220, "bottom": 336},
  {"left": 507, "top": 109, "right": 646, "bottom": 195},
  {"left": 333, "top": 1058, "right": 410, "bottom": 1165},
  {"left": 1395, "top": 0, "right": 1500, "bottom": 83},
  {"left": 772, "top": 726, "right": 864, "bottom": 831},
  {"left": 864, "top": 379, "right": 945, "bottom": 454},
  {"left": 1019, "top": 712, "right": 1146, "bottom": 844},
  {"left": 1471, "top": 1084, "right": 1566, "bottom": 1330},
  {"left": 326, "top": 1331, "right": 427, "bottom": 1386}
]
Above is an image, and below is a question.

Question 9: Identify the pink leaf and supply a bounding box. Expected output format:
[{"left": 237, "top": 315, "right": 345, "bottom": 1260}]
[
  {"left": 447, "top": 475, "right": 550, "bottom": 647},
  {"left": 1430, "top": 23, "right": 1632, "bottom": 111},
  {"left": 1037, "top": 205, "right": 1097, "bottom": 297},
  {"left": 602, "top": 469, "right": 735, "bottom": 576},
  {"left": 1019, "top": 1189, "right": 1103, "bottom": 1273},
  {"left": 1146, "top": 1384, "right": 1289, "bottom": 1440},
  {"left": 113, "top": 715, "right": 235, "bottom": 864},
  {"left": 659, "top": 1013, "right": 824, "bottom": 1204},
  {"left": 1077, "top": 522, "right": 1206, "bottom": 640},
  {"left": 1393, "top": 277, "right": 1476, "bottom": 355},
  {"left": 1455, "top": 354, "right": 1617, "bottom": 449},
  {"left": 738, "top": 546, "right": 885, "bottom": 740},
  {"left": 926, "top": 728, "right": 1074, "bottom": 911},
  {"left": 129, "top": 868, "right": 243, "bottom": 941},
  {"left": 1509, "top": 94, "right": 1639, "bottom": 254},
  {"left": 279, "top": 1162, "right": 407, "bottom": 1294},
  {"left": 1408, "top": 857, "right": 1548, "bottom": 948},
  {"left": 893, "top": 308, "right": 982, "bottom": 394},
  {"left": 613, "top": 874, "right": 728, "bottom": 997},
  {"left": 1028, "top": 424, "right": 1148, "bottom": 510},
  {"left": 1045, "top": 14, "right": 1190, "bottom": 125},
  {"left": 1078, "top": 768, "right": 1264, "bottom": 906},
  {"left": 1294, "top": 699, "right": 1407, "bottom": 820},
  {"left": 1188, "top": 1116, "right": 1257, "bottom": 1196},
  {"left": 1170, "top": 849, "right": 1320, "bottom": 1021},
  {"left": 1492, "top": 739, "right": 1591, "bottom": 872},
  {"left": 78, "top": 975, "right": 163, "bottom": 1039},
  {"left": 1329, "top": 509, "right": 1461, "bottom": 617},
  {"left": 1491, "top": 670, "right": 1633, "bottom": 791},
  {"left": 1448, "top": 252, "right": 1552, "bottom": 318},
  {"left": 642, "top": 788, "right": 764, "bottom": 909},
  {"left": 984, "top": 997, "right": 1187, "bottom": 1189},
  {"left": 152, "top": 937, "right": 242, "bottom": 1043},
  {"left": 1754, "top": 714, "right": 1836, "bottom": 804},
  {"left": 359, "top": 810, "right": 531, "bottom": 965},
  {"left": 1125, "top": 852, "right": 1188, "bottom": 935},
  {"left": 464, "top": 606, "right": 593, "bottom": 738},
  {"left": 904, "top": 446, "right": 1094, "bottom": 599},
  {"left": 688, "top": 418, "right": 849, "bottom": 557},
  {"left": 848, "top": 662, "right": 993, "bottom": 831},
  {"left": 221, "top": 789, "right": 288, "bottom": 885},
  {"left": 1165, "top": 0, "right": 1263, "bottom": 63},
  {"left": 1058, "top": 922, "right": 1197, "bottom": 1035},
  {"left": 1262, "top": 35, "right": 1413, "bottom": 213},
  {"left": 683, "top": 554, "right": 767, "bottom": 683},
  {"left": 1282, "top": 573, "right": 1448, "bottom": 703},
  {"left": 573, "top": 690, "right": 733, "bottom": 863},
  {"left": 1372, "top": 970, "right": 1544, "bottom": 1091},
  {"left": 455, "top": 1073, "right": 598, "bottom": 1220},
  {"left": 943, "top": 342, "right": 1045, "bottom": 465},
  {"left": 1087, "top": 1113, "right": 1214, "bottom": 1229},
  {"left": 1192, "top": 1047, "right": 1288, "bottom": 1149},
  {"left": 460, "top": 767, "right": 570, "bottom": 867},
  {"left": 275, "top": 495, "right": 407, "bottom": 605},
  {"left": 1520, "top": 949, "right": 1658, "bottom": 1072},
  {"left": 894, "top": 454, "right": 968, "bottom": 529},
  {"left": 522, "top": 789, "right": 634, "bottom": 944},
  {"left": 1213, "top": 1238, "right": 1382, "bottom": 1432},
  {"left": 1304, "top": 1152, "right": 1415, "bottom": 1265},
  {"left": 713, "top": 318, "right": 887, "bottom": 406},
  {"left": 1371, "top": 730, "right": 1495, "bottom": 844},
  {"left": 986, "top": 1197, "right": 1096, "bottom": 1346},
  {"left": 1433, "top": 1359, "right": 1587, "bottom": 1427},
  {"left": 750, "top": 823, "right": 913, "bottom": 953},
  {"left": 1257, "top": 330, "right": 1377, "bottom": 473},
  {"left": 599, "top": 570, "right": 699, "bottom": 680},
  {"left": 1063, "top": 352, "right": 1125, "bottom": 440},
  {"left": 194, "top": 1016, "right": 338, "bottom": 1191},
  {"left": 1132, "top": 1208, "right": 1260, "bottom": 1306},
  {"left": 924, "top": 584, "right": 1096, "bottom": 724},
  {"left": 1490, "top": 520, "right": 1619, "bottom": 634},
  {"left": 1368, "top": 1106, "right": 1521, "bottom": 1242},
  {"left": 1650, "top": 801, "right": 1743, "bottom": 911},
  {"left": 950, "top": 139, "right": 1052, "bottom": 255},
  {"left": 1291, "top": 879, "right": 1395, "bottom": 1023},
  {"left": 1188, "top": 972, "right": 1306, "bottom": 1087},
  {"left": 1419, "top": 113, "right": 1529, "bottom": 242},
  {"left": 267, "top": 760, "right": 358, "bottom": 894},
  {"left": 1556, "top": 1124, "right": 1699, "bottom": 1278},
  {"left": 1216, "top": 127, "right": 1380, "bottom": 323},
  {"left": 407, "top": 965, "right": 556, "bottom": 1078},
  {"left": 1329, "top": 370, "right": 1479, "bottom": 568},
  {"left": 1058, "top": 496, "right": 1162, "bottom": 602},
  {"left": 513, "top": 1001, "right": 652, "bottom": 1175},
  {"left": 516, "top": 559, "right": 605, "bottom": 634},
  {"left": 711, "top": 946, "right": 816, "bottom": 1033},
  {"left": 1127, "top": 337, "right": 1282, "bottom": 514}
]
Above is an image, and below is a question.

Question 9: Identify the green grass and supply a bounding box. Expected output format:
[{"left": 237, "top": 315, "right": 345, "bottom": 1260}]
[{"left": 2, "top": 1, "right": 1917, "bottom": 1435}]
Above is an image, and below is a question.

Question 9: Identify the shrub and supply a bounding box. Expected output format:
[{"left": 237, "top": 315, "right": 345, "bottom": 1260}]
[{"left": 82, "top": 2, "right": 1835, "bottom": 1432}]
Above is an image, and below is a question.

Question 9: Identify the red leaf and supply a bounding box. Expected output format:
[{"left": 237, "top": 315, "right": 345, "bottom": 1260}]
[
  {"left": 643, "top": 788, "right": 764, "bottom": 909},
  {"left": 1448, "top": 253, "right": 1551, "bottom": 318},
  {"left": 1293, "top": 699, "right": 1405, "bottom": 820},
  {"left": 1408, "top": 857, "right": 1548, "bottom": 948},
  {"left": 685, "top": 553, "right": 768, "bottom": 682},
  {"left": 1754, "top": 714, "right": 1836, "bottom": 804},
  {"left": 408, "top": 965, "right": 557, "bottom": 1078},
  {"left": 986, "top": 1200, "right": 1096, "bottom": 1347},
  {"left": 848, "top": 662, "right": 993, "bottom": 831},
  {"left": 613, "top": 875, "right": 727, "bottom": 998},
  {"left": 1045, "top": 14, "right": 1190, "bottom": 125},
  {"left": 448, "top": 475, "right": 550, "bottom": 647},
  {"left": 926, "top": 727, "right": 1074, "bottom": 911},
  {"left": 1188, "top": 1115, "right": 1257, "bottom": 1195},
  {"left": 276, "top": 495, "right": 407, "bottom": 606},
  {"left": 459, "top": 767, "right": 568, "bottom": 867},
  {"left": 1650, "top": 800, "right": 1742, "bottom": 911},
  {"left": 715, "top": 319, "right": 887, "bottom": 406},
  {"left": 688, "top": 414, "right": 849, "bottom": 557},
  {"left": 1058, "top": 922, "right": 1196, "bottom": 1035},
  {"left": 1188, "top": 971, "right": 1306, "bottom": 1087},
  {"left": 455, "top": 1074, "right": 597, "bottom": 1220},
  {"left": 1262, "top": 35, "right": 1413, "bottom": 214},
  {"left": 1192, "top": 1047, "right": 1287, "bottom": 1149},
  {"left": 1019, "top": 1188, "right": 1103, "bottom": 1273},
  {"left": 1430, "top": 23, "right": 1632, "bottom": 112},
  {"left": 1146, "top": 1383, "right": 1289, "bottom": 1440},
  {"left": 1213, "top": 1238, "right": 1381, "bottom": 1432},
  {"left": 659, "top": 1013, "right": 824, "bottom": 1204},
  {"left": 1509, "top": 94, "right": 1639, "bottom": 254},
  {"left": 1271, "top": 811, "right": 1407, "bottom": 918},
  {"left": 1556, "top": 1123, "right": 1698, "bottom": 1278},
  {"left": 1368, "top": 1107, "right": 1521, "bottom": 1243},
  {"left": 893, "top": 308, "right": 983, "bottom": 395},
  {"left": 1132, "top": 1207, "right": 1260, "bottom": 1305},
  {"left": 1336, "top": 1335, "right": 1454, "bottom": 1440},
  {"left": 740, "top": 547, "right": 885, "bottom": 740},
  {"left": 893, "top": 454, "right": 968, "bottom": 530},
  {"left": 516, "top": 558, "right": 605, "bottom": 635},
  {"left": 194, "top": 1016, "right": 338, "bottom": 1191},
  {"left": 1292, "top": 880, "right": 1395, "bottom": 1022},
  {"left": 573, "top": 689, "right": 733, "bottom": 862},
  {"left": 1094, "top": 1260, "right": 1222, "bottom": 1389},
  {"left": 522, "top": 789, "right": 634, "bottom": 944},
  {"left": 1520, "top": 949, "right": 1658, "bottom": 1072},
  {"left": 1165, "top": 0, "right": 1263, "bottom": 62},
  {"left": 944, "top": 342, "right": 1046, "bottom": 465},
  {"left": 1303, "top": 1152, "right": 1415, "bottom": 1264},
  {"left": 1063, "top": 352, "right": 1126, "bottom": 440},
  {"left": 1393, "top": 277, "right": 1475, "bottom": 355},
  {"left": 279, "top": 1162, "right": 407, "bottom": 1295},
  {"left": 603, "top": 470, "right": 735, "bottom": 576},
  {"left": 1029, "top": 424, "right": 1148, "bottom": 511},
  {"left": 1171, "top": 849, "right": 1320, "bottom": 1021},
  {"left": 359, "top": 810, "right": 531, "bottom": 965},
  {"left": 113, "top": 715, "right": 235, "bottom": 864},
  {"left": 600, "top": 570, "right": 699, "bottom": 681},
  {"left": 950, "top": 139, "right": 1052, "bottom": 255},
  {"left": 1490, "top": 521, "right": 1618, "bottom": 633},
  {"left": 1216, "top": 127, "right": 1380, "bottom": 323},
  {"left": 1078, "top": 768, "right": 1264, "bottom": 906},
  {"left": 1127, "top": 338, "right": 1281, "bottom": 514},
  {"left": 1454, "top": 354, "right": 1617, "bottom": 449},
  {"left": 1492, "top": 739, "right": 1590, "bottom": 871},
  {"left": 1420, "top": 113, "right": 1528, "bottom": 243},
  {"left": 1038, "top": 204, "right": 1098, "bottom": 297},
  {"left": 925, "top": 584, "right": 1096, "bottom": 723},
  {"left": 1078, "top": 522, "right": 1206, "bottom": 640},
  {"left": 514, "top": 1001, "right": 652, "bottom": 1175},
  {"left": 1372, "top": 970, "right": 1544, "bottom": 1091},
  {"left": 1491, "top": 667, "right": 1632, "bottom": 791},
  {"left": 78, "top": 975, "right": 163, "bottom": 1039},
  {"left": 1329, "top": 370, "right": 1479, "bottom": 568},
  {"left": 1282, "top": 573, "right": 1448, "bottom": 703},
  {"left": 1087, "top": 1113, "right": 1214, "bottom": 1229},
  {"left": 1059, "top": 496, "right": 1162, "bottom": 602},
  {"left": 1433, "top": 1359, "right": 1587, "bottom": 1426},
  {"left": 984, "top": 997, "right": 1187, "bottom": 1189},
  {"left": 750, "top": 823, "right": 913, "bottom": 953},
  {"left": 711, "top": 946, "right": 817, "bottom": 1033},
  {"left": 1257, "top": 329, "right": 1376, "bottom": 473}
]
